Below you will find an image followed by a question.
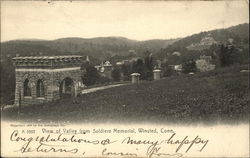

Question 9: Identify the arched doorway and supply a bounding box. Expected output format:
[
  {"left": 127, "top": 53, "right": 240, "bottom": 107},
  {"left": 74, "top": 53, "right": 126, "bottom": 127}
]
[
  {"left": 23, "top": 79, "right": 31, "bottom": 96},
  {"left": 36, "top": 79, "right": 45, "bottom": 97},
  {"left": 59, "top": 77, "right": 75, "bottom": 98}
]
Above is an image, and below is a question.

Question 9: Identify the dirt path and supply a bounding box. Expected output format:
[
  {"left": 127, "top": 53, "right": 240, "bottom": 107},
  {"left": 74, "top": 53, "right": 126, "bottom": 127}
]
[{"left": 81, "top": 83, "right": 127, "bottom": 94}]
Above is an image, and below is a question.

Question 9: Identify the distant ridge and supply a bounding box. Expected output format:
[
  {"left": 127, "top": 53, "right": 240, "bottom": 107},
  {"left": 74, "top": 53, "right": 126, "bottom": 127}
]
[
  {"left": 161, "top": 23, "right": 249, "bottom": 53},
  {"left": 1, "top": 23, "right": 248, "bottom": 62},
  {"left": 8, "top": 38, "right": 48, "bottom": 42}
]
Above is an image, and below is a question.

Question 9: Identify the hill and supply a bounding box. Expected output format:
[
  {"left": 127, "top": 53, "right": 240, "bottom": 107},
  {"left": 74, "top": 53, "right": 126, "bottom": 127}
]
[
  {"left": 1, "top": 37, "right": 178, "bottom": 62},
  {"left": 161, "top": 23, "right": 249, "bottom": 53},
  {"left": 1, "top": 23, "right": 249, "bottom": 105},
  {"left": 155, "top": 23, "right": 249, "bottom": 65},
  {"left": 2, "top": 65, "right": 249, "bottom": 124},
  {"left": 1, "top": 23, "right": 248, "bottom": 61}
]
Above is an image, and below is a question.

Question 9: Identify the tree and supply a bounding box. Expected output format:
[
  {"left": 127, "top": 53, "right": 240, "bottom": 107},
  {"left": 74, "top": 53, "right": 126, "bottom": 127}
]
[
  {"left": 182, "top": 59, "right": 197, "bottom": 74},
  {"left": 161, "top": 61, "right": 173, "bottom": 77},
  {"left": 121, "top": 64, "right": 131, "bottom": 81},
  {"left": 82, "top": 64, "right": 100, "bottom": 86},
  {"left": 132, "top": 59, "right": 146, "bottom": 79},
  {"left": 144, "top": 53, "right": 154, "bottom": 80},
  {"left": 111, "top": 67, "right": 121, "bottom": 82},
  {"left": 219, "top": 43, "right": 239, "bottom": 67}
]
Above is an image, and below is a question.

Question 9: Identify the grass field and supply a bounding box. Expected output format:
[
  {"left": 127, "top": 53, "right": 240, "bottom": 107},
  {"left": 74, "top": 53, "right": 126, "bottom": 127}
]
[{"left": 2, "top": 65, "right": 249, "bottom": 124}]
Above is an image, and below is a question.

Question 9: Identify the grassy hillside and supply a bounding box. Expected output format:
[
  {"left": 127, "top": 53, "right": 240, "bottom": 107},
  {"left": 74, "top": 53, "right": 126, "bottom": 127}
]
[
  {"left": 162, "top": 23, "right": 249, "bottom": 53},
  {"left": 1, "top": 23, "right": 248, "bottom": 105},
  {"left": 2, "top": 65, "right": 249, "bottom": 124}
]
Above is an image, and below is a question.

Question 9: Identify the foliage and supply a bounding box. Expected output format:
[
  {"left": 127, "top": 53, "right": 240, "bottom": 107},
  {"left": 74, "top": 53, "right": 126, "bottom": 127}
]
[
  {"left": 131, "top": 59, "right": 145, "bottom": 79},
  {"left": 98, "top": 76, "right": 111, "bottom": 85},
  {"left": 121, "top": 64, "right": 131, "bottom": 81},
  {"left": 144, "top": 53, "right": 154, "bottom": 80},
  {"left": 219, "top": 43, "right": 239, "bottom": 67},
  {"left": 182, "top": 59, "right": 197, "bottom": 74},
  {"left": 111, "top": 67, "right": 121, "bottom": 82},
  {"left": 130, "top": 52, "right": 155, "bottom": 80},
  {"left": 156, "top": 23, "right": 249, "bottom": 63},
  {"left": 81, "top": 64, "right": 100, "bottom": 86},
  {"left": 0, "top": 58, "right": 15, "bottom": 105},
  {"left": 161, "top": 61, "right": 173, "bottom": 77}
]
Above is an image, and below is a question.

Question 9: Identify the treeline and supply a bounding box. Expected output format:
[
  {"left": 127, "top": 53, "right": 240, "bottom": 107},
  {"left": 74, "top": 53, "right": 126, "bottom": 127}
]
[
  {"left": 159, "top": 42, "right": 248, "bottom": 75},
  {"left": 76, "top": 35, "right": 249, "bottom": 87},
  {"left": 155, "top": 24, "right": 249, "bottom": 74},
  {"left": 81, "top": 52, "right": 155, "bottom": 86}
]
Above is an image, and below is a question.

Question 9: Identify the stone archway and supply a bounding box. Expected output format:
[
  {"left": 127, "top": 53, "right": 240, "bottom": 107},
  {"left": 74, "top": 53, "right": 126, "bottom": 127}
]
[
  {"left": 59, "top": 77, "right": 75, "bottom": 98},
  {"left": 13, "top": 56, "right": 84, "bottom": 106}
]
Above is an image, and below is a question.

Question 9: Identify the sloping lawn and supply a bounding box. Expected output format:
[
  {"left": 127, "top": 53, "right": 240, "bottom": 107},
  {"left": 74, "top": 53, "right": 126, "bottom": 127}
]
[{"left": 2, "top": 68, "right": 249, "bottom": 124}]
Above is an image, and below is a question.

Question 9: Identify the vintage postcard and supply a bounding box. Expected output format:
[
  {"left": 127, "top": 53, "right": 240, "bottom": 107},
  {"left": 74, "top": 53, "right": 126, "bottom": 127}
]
[{"left": 1, "top": 0, "right": 249, "bottom": 157}]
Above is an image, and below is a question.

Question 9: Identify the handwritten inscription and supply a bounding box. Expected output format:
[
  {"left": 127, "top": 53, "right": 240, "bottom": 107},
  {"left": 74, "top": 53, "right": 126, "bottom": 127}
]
[{"left": 10, "top": 129, "right": 209, "bottom": 157}]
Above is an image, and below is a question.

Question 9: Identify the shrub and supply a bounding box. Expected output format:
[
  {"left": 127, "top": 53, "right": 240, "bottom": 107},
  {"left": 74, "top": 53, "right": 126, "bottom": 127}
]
[
  {"left": 219, "top": 44, "right": 240, "bottom": 67},
  {"left": 182, "top": 59, "right": 197, "bottom": 74},
  {"left": 111, "top": 67, "right": 121, "bottom": 82}
]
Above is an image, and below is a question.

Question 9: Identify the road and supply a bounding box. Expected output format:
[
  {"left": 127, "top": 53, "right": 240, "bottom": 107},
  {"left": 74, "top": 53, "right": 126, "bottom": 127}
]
[{"left": 81, "top": 83, "right": 127, "bottom": 94}]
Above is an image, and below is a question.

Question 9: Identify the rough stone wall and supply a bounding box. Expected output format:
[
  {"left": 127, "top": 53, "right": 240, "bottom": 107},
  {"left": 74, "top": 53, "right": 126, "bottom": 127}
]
[
  {"left": 14, "top": 71, "right": 50, "bottom": 106},
  {"left": 14, "top": 69, "right": 83, "bottom": 106}
]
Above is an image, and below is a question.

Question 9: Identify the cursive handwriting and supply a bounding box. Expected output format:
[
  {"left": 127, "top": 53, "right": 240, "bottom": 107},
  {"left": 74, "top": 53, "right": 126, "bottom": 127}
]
[
  {"left": 17, "top": 141, "right": 78, "bottom": 154},
  {"left": 102, "top": 148, "right": 138, "bottom": 157},
  {"left": 11, "top": 130, "right": 116, "bottom": 146},
  {"left": 122, "top": 133, "right": 209, "bottom": 157},
  {"left": 161, "top": 133, "right": 209, "bottom": 153},
  {"left": 10, "top": 130, "right": 209, "bottom": 157},
  {"left": 147, "top": 146, "right": 183, "bottom": 158}
]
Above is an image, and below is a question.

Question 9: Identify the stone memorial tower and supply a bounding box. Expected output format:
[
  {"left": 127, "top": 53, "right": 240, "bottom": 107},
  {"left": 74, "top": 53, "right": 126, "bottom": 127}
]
[
  {"left": 153, "top": 69, "right": 161, "bottom": 80},
  {"left": 131, "top": 73, "right": 140, "bottom": 84},
  {"left": 12, "top": 56, "right": 83, "bottom": 106}
]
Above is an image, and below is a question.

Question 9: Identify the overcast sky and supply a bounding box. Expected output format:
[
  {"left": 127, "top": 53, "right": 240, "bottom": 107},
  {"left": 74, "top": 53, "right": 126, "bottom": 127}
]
[{"left": 1, "top": 0, "right": 249, "bottom": 42}]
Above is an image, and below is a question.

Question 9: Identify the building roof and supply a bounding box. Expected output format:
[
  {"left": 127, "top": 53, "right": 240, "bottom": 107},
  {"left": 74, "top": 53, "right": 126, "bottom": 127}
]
[{"left": 12, "top": 55, "right": 83, "bottom": 67}]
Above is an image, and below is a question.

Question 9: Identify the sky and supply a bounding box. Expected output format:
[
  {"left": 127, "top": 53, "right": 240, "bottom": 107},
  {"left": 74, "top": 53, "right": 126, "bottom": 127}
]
[{"left": 1, "top": 0, "right": 249, "bottom": 42}]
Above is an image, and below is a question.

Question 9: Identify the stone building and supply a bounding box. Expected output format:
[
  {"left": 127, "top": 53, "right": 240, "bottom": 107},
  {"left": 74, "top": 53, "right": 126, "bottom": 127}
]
[{"left": 12, "top": 56, "right": 83, "bottom": 106}]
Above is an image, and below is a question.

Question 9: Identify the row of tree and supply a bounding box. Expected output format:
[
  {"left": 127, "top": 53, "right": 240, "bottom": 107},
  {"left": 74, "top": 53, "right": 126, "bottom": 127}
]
[
  {"left": 81, "top": 53, "right": 155, "bottom": 86},
  {"left": 81, "top": 40, "right": 246, "bottom": 86}
]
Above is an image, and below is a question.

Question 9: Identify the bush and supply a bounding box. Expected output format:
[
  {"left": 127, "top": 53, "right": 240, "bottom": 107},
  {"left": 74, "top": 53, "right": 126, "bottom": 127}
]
[
  {"left": 162, "top": 63, "right": 173, "bottom": 77},
  {"left": 219, "top": 44, "right": 240, "bottom": 67},
  {"left": 182, "top": 59, "right": 197, "bottom": 74},
  {"left": 98, "top": 76, "right": 111, "bottom": 84},
  {"left": 82, "top": 64, "right": 100, "bottom": 86},
  {"left": 111, "top": 67, "right": 121, "bottom": 82}
]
